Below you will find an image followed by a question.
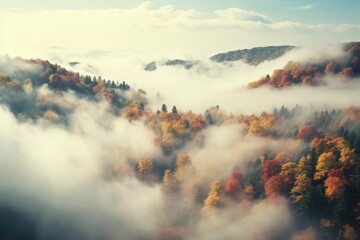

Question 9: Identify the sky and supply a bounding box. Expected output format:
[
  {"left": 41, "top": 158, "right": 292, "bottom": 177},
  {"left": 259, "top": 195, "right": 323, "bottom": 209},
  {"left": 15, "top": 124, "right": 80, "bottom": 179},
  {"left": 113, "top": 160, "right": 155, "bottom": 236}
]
[
  {"left": 0, "top": 0, "right": 359, "bottom": 24},
  {"left": 1, "top": 0, "right": 359, "bottom": 56},
  {"left": 0, "top": 0, "right": 359, "bottom": 69}
]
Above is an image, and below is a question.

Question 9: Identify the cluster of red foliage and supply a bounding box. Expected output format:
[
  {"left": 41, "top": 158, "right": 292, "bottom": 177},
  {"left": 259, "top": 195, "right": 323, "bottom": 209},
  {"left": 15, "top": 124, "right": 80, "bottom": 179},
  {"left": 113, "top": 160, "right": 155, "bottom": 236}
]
[
  {"left": 297, "top": 125, "right": 321, "bottom": 142},
  {"left": 248, "top": 42, "right": 360, "bottom": 89},
  {"left": 224, "top": 170, "right": 243, "bottom": 198},
  {"left": 262, "top": 160, "right": 282, "bottom": 181}
]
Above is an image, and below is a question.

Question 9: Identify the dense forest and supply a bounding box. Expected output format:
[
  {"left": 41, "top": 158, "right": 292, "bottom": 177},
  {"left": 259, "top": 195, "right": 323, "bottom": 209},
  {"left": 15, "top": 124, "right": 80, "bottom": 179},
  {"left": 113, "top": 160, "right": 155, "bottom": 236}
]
[
  {"left": 248, "top": 42, "right": 360, "bottom": 89},
  {"left": 0, "top": 43, "right": 360, "bottom": 240}
]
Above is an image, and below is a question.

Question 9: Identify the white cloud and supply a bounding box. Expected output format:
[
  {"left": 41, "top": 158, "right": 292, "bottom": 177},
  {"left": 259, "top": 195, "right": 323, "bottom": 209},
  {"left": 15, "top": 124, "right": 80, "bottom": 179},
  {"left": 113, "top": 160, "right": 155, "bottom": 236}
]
[
  {"left": 214, "top": 8, "right": 272, "bottom": 23},
  {"left": 0, "top": 104, "right": 163, "bottom": 239},
  {"left": 1, "top": 3, "right": 360, "bottom": 56},
  {"left": 191, "top": 198, "right": 293, "bottom": 240},
  {"left": 293, "top": 5, "right": 314, "bottom": 10}
]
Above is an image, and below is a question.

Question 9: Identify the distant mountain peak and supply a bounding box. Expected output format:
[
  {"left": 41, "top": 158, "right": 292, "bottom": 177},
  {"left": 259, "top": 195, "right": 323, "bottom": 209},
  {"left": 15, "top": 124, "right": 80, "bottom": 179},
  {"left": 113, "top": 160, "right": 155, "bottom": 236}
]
[{"left": 210, "top": 45, "right": 296, "bottom": 66}]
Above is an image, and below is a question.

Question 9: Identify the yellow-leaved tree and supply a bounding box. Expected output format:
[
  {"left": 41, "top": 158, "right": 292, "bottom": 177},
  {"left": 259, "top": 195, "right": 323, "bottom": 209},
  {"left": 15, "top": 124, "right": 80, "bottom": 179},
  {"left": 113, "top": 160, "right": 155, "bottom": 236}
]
[
  {"left": 339, "top": 147, "right": 356, "bottom": 168},
  {"left": 174, "top": 154, "right": 194, "bottom": 182},
  {"left": 291, "top": 173, "right": 312, "bottom": 203},
  {"left": 314, "top": 152, "right": 338, "bottom": 180},
  {"left": 203, "top": 180, "right": 223, "bottom": 213},
  {"left": 290, "top": 156, "right": 313, "bottom": 203},
  {"left": 137, "top": 157, "right": 154, "bottom": 182}
]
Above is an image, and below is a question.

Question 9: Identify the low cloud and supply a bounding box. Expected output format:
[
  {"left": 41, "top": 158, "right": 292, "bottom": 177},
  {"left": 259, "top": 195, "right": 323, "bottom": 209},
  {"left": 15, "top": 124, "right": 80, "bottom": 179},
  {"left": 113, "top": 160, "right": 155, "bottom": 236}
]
[
  {"left": 0, "top": 99, "right": 163, "bottom": 239},
  {"left": 185, "top": 124, "right": 302, "bottom": 182},
  {"left": 0, "top": 89, "right": 300, "bottom": 240},
  {"left": 13, "top": 43, "right": 357, "bottom": 116},
  {"left": 191, "top": 198, "right": 293, "bottom": 240}
]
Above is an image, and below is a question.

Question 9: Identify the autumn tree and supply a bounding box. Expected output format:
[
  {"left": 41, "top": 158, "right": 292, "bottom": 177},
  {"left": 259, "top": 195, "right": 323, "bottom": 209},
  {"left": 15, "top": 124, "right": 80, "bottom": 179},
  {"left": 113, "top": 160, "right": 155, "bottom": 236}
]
[
  {"left": 324, "top": 168, "right": 349, "bottom": 200},
  {"left": 291, "top": 227, "right": 317, "bottom": 240},
  {"left": 297, "top": 125, "right": 319, "bottom": 142},
  {"left": 325, "top": 175, "right": 345, "bottom": 201},
  {"left": 340, "top": 67, "right": 354, "bottom": 79},
  {"left": 171, "top": 119, "right": 191, "bottom": 137},
  {"left": 262, "top": 159, "right": 281, "bottom": 181},
  {"left": 203, "top": 180, "right": 223, "bottom": 213},
  {"left": 339, "top": 147, "right": 356, "bottom": 168},
  {"left": 137, "top": 157, "right": 154, "bottom": 182},
  {"left": 160, "top": 122, "right": 175, "bottom": 151},
  {"left": 291, "top": 173, "right": 312, "bottom": 203},
  {"left": 325, "top": 62, "right": 338, "bottom": 74},
  {"left": 43, "top": 109, "right": 60, "bottom": 122},
  {"left": 163, "top": 170, "right": 174, "bottom": 188},
  {"left": 280, "top": 162, "right": 297, "bottom": 181},
  {"left": 121, "top": 101, "right": 144, "bottom": 120},
  {"left": 265, "top": 174, "right": 291, "bottom": 198},
  {"left": 248, "top": 120, "right": 264, "bottom": 136},
  {"left": 274, "top": 151, "right": 292, "bottom": 163},
  {"left": 291, "top": 153, "right": 316, "bottom": 186},
  {"left": 291, "top": 152, "right": 326, "bottom": 218},
  {"left": 340, "top": 225, "right": 358, "bottom": 240},
  {"left": 190, "top": 115, "right": 207, "bottom": 131},
  {"left": 224, "top": 170, "right": 243, "bottom": 199},
  {"left": 174, "top": 154, "right": 194, "bottom": 181},
  {"left": 244, "top": 184, "right": 255, "bottom": 200},
  {"left": 314, "top": 152, "right": 338, "bottom": 180}
]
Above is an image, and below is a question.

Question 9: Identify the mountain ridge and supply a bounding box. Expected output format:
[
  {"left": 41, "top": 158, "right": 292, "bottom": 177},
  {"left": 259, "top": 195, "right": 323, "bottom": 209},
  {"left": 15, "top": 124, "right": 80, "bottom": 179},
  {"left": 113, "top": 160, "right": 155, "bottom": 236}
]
[
  {"left": 210, "top": 45, "right": 296, "bottom": 65},
  {"left": 144, "top": 45, "right": 296, "bottom": 71}
]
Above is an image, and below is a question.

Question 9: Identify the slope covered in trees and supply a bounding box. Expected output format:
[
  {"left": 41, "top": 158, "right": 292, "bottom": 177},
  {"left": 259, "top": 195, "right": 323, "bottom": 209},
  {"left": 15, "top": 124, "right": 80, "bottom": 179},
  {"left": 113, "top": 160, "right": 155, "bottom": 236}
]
[
  {"left": 0, "top": 54, "right": 360, "bottom": 239},
  {"left": 0, "top": 55, "right": 131, "bottom": 120},
  {"left": 210, "top": 45, "right": 296, "bottom": 65},
  {"left": 248, "top": 42, "right": 360, "bottom": 89},
  {"left": 144, "top": 45, "right": 295, "bottom": 71}
]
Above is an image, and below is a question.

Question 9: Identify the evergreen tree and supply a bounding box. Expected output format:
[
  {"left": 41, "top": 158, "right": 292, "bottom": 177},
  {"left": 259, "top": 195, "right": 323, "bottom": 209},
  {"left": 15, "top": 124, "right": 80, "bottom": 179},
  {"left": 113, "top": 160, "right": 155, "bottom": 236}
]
[
  {"left": 139, "top": 102, "right": 145, "bottom": 111},
  {"left": 206, "top": 113, "right": 214, "bottom": 125},
  {"left": 273, "top": 107, "right": 278, "bottom": 115},
  {"left": 348, "top": 131, "right": 356, "bottom": 149},
  {"left": 338, "top": 127, "right": 345, "bottom": 136},
  {"left": 332, "top": 195, "right": 348, "bottom": 227},
  {"left": 279, "top": 105, "right": 290, "bottom": 118},
  {"left": 161, "top": 104, "right": 167, "bottom": 113},
  {"left": 84, "top": 75, "right": 92, "bottom": 85},
  {"left": 355, "top": 136, "right": 360, "bottom": 155}
]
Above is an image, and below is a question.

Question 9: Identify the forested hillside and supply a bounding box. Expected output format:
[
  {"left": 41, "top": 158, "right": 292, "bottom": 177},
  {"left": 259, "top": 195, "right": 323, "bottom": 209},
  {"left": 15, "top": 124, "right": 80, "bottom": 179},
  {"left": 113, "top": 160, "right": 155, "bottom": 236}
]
[
  {"left": 248, "top": 42, "right": 360, "bottom": 89},
  {"left": 144, "top": 45, "right": 295, "bottom": 71},
  {"left": 0, "top": 48, "right": 360, "bottom": 239}
]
